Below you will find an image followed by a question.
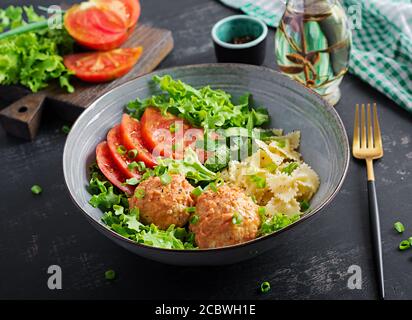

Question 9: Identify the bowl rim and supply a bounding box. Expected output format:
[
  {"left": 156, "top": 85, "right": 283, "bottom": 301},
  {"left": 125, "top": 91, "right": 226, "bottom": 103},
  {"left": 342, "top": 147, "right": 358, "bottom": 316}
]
[
  {"left": 63, "top": 63, "right": 350, "bottom": 254},
  {"left": 211, "top": 15, "right": 268, "bottom": 50}
]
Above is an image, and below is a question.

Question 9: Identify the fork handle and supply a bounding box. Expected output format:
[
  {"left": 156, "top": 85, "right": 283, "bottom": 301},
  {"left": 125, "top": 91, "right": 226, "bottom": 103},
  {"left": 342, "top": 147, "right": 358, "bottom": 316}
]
[{"left": 367, "top": 180, "right": 385, "bottom": 300}]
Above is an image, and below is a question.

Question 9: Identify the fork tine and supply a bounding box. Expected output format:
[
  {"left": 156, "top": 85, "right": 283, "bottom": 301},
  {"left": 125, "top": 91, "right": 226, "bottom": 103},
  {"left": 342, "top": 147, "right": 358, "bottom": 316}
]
[
  {"left": 353, "top": 104, "right": 359, "bottom": 149},
  {"left": 373, "top": 103, "right": 382, "bottom": 148},
  {"left": 367, "top": 103, "right": 373, "bottom": 148},
  {"left": 361, "top": 104, "right": 367, "bottom": 148}
]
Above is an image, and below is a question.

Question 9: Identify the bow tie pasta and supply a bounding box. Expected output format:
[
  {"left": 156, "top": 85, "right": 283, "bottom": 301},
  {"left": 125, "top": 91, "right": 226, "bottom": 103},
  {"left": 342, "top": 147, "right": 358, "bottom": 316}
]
[{"left": 222, "top": 131, "right": 320, "bottom": 225}]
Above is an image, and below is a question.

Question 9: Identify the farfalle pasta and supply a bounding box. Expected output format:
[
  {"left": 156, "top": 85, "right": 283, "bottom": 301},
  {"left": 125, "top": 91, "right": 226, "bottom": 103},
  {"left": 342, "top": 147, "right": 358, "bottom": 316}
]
[{"left": 222, "top": 131, "right": 320, "bottom": 218}]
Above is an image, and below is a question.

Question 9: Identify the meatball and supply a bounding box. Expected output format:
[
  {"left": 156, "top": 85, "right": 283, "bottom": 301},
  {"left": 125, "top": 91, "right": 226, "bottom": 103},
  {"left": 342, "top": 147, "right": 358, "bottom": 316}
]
[
  {"left": 129, "top": 174, "right": 194, "bottom": 229},
  {"left": 190, "top": 185, "right": 260, "bottom": 249}
]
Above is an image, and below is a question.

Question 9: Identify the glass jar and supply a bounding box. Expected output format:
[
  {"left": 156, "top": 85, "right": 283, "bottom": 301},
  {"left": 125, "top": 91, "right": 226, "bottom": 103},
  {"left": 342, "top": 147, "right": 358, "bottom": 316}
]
[{"left": 275, "top": 0, "right": 352, "bottom": 105}]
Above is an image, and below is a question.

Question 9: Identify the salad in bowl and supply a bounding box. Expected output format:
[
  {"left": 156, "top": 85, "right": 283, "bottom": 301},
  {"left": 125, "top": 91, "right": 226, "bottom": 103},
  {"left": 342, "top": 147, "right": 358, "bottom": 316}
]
[{"left": 88, "top": 75, "right": 320, "bottom": 250}]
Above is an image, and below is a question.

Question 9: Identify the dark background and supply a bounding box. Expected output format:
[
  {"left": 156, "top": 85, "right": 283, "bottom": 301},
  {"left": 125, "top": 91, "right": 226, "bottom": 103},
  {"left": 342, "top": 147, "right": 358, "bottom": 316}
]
[{"left": 0, "top": 0, "right": 411, "bottom": 300}]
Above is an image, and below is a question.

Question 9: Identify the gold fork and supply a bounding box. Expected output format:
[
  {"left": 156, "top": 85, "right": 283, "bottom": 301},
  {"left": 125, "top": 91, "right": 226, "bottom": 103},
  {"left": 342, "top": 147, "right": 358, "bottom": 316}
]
[{"left": 353, "top": 103, "right": 384, "bottom": 299}]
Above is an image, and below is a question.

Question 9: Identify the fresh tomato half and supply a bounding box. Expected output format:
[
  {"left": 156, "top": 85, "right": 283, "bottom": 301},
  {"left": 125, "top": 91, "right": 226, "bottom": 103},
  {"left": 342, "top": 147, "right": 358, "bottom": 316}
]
[
  {"left": 107, "top": 125, "right": 142, "bottom": 180},
  {"left": 93, "top": 0, "right": 141, "bottom": 28},
  {"left": 140, "top": 107, "right": 205, "bottom": 160},
  {"left": 63, "top": 47, "right": 143, "bottom": 82},
  {"left": 96, "top": 141, "right": 135, "bottom": 195},
  {"left": 120, "top": 114, "right": 157, "bottom": 168},
  {"left": 64, "top": 2, "right": 128, "bottom": 50}
]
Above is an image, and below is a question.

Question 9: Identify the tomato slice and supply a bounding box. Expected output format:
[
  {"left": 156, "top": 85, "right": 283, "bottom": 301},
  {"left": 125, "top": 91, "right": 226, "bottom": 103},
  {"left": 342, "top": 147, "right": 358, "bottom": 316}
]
[
  {"left": 140, "top": 107, "right": 205, "bottom": 160},
  {"left": 120, "top": 0, "right": 141, "bottom": 28},
  {"left": 120, "top": 114, "right": 157, "bottom": 168},
  {"left": 107, "top": 125, "right": 142, "bottom": 179},
  {"left": 96, "top": 141, "right": 135, "bottom": 195},
  {"left": 63, "top": 47, "right": 143, "bottom": 83},
  {"left": 64, "top": 2, "right": 128, "bottom": 50},
  {"left": 93, "top": 0, "right": 140, "bottom": 28},
  {"left": 91, "top": 0, "right": 128, "bottom": 25}
]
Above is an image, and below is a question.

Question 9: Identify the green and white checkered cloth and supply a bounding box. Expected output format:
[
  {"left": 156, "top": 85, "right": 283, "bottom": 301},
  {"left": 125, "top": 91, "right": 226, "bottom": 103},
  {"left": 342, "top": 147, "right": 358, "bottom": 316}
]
[{"left": 219, "top": 0, "right": 412, "bottom": 112}]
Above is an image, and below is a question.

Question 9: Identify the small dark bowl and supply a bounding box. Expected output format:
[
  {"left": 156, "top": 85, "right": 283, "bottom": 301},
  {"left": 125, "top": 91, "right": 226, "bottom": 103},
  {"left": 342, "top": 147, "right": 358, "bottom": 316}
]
[
  {"left": 212, "top": 15, "right": 268, "bottom": 65},
  {"left": 63, "top": 64, "right": 350, "bottom": 266}
]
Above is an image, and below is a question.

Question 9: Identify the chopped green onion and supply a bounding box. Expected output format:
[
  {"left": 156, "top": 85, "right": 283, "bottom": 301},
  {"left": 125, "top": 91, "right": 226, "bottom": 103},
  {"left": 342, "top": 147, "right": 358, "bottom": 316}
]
[
  {"left": 189, "top": 215, "right": 199, "bottom": 225},
  {"left": 61, "top": 125, "right": 71, "bottom": 134},
  {"left": 265, "top": 163, "right": 278, "bottom": 173},
  {"left": 169, "top": 122, "right": 177, "bottom": 133},
  {"left": 137, "top": 161, "right": 146, "bottom": 171},
  {"left": 208, "top": 182, "right": 217, "bottom": 192},
  {"left": 215, "top": 177, "right": 224, "bottom": 187},
  {"left": 258, "top": 207, "right": 266, "bottom": 218},
  {"left": 191, "top": 186, "right": 203, "bottom": 197},
  {"left": 394, "top": 221, "right": 405, "bottom": 233},
  {"left": 135, "top": 189, "right": 145, "bottom": 199},
  {"left": 260, "top": 281, "right": 271, "bottom": 293},
  {"left": 127, "top": 149, "right": 138, "bottom": 159},
  {"left": 128, "top": 161, "right": 139, "bottom": 171},
  {"left": 125, "top": 177, "right": 139, "bottom": 185},
  {"left": 104, "top": 269, "right": 116, "bottom": 280},
  {"left": 117, "top": 145, "right": 127, "bottom": 155},
  {"left": 186, "top": 207, "right": 196, "bottom": 213},
  {"left": 31, "top": 184, "right": 42, "bottom": 195},
  {"left": 399, "top": 240, "right": 411, "bottom": 251},
  {"left": 408, "top": 237, "right": 412, "bottom": 246},
  {"left": 141, "top": 170, "right": 152, "bottom": 181},
  {"left": 300, "top": 200, "right": 310, "bottom": 212},
  {"left": 277, "top": 140, "right": 286, "bottom": 148},
  {"left": 0, "top": 20, "right": 48, "bottom": 41},
  {"left": 153, "top": 165, "right": 167, "bottom": 177},
  {"left": 232, "top": 212, "right": 243, "bottom": 225},
  {"left": 281, "top": 162, "right": 299, "bottom": 175},
  {"left": 251, "top": 175, "right": 266, "bottom": 188},
  {"left": 160, "top": 173, "right": 172, "bottom": 185}
]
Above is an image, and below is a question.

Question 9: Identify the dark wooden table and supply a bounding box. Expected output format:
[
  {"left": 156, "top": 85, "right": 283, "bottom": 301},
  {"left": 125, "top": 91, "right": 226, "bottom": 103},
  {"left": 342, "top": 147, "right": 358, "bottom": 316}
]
[{"left": 1, "top": 0, "right": 411, "bottom": 300}]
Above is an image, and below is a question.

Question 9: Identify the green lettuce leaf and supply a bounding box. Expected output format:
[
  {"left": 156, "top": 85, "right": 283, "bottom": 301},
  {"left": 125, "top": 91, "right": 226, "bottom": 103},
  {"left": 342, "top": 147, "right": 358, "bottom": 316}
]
[
  {"left": 158, "top": 148, "right": 217, "bottom": 184},
  {"left": 88, "top": 164, "right": 197, "bottom": 250},
  {"left": 0, "top": 5, "right": 74, "bottom": 92},
  {"left": 102, "top": 211, "right": 196, "bottom": 250},
  {"left": 89, "top": 186, "right": 122, "bottom": 211},
  {"left": 126, "top": 75, "right": 270, "bottom": 130},
  {"left": 259, "top": 213, "right": 300, "bottom": 236}
]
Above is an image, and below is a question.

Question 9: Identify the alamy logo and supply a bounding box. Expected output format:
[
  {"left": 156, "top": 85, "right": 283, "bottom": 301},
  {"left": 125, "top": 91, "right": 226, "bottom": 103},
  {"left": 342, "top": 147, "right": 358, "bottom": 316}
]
[
  {"left": 347, "top": 265, "right": 362, "bottom": 290},
  {"left": 347, "top": 5, "right": 362, "bottom": 30},
  {"left": 47, "top": 265, "right": 62, "bottom": 290},
  {"left": 47, "top": 5, "right": 63, "bottom": 30}
]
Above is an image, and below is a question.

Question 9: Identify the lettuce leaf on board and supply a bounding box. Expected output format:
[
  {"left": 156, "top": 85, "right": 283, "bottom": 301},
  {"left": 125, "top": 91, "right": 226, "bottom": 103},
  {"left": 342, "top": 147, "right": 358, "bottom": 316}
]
[{"left": 0, "top": 5, "right": 74, "bottom": 92}]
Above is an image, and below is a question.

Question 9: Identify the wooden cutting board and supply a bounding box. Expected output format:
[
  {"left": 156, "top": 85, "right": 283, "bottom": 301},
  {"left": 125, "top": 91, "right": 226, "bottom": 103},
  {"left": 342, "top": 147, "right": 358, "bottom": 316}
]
[{"left": 0, "top": 23, "right": 173, "bottom": 140}]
